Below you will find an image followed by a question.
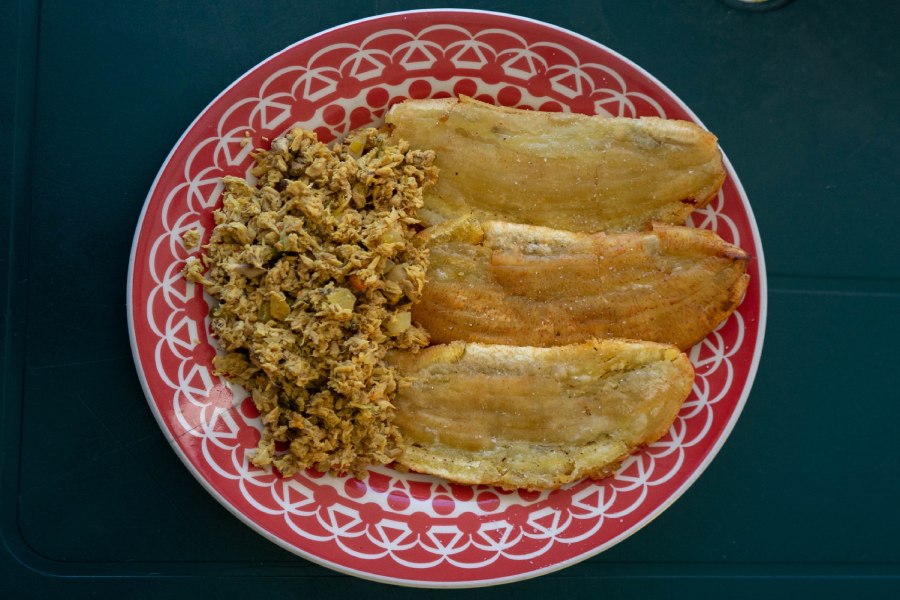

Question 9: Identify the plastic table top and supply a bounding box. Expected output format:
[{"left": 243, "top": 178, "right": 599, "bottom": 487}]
[{"left": 3, "top": 0, "right": 899, "bottom": 597}]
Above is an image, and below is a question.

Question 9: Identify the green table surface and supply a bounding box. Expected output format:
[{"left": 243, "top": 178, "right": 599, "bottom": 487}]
[{"left": 3, "top": 0, "right": 899, "bottom": 597}]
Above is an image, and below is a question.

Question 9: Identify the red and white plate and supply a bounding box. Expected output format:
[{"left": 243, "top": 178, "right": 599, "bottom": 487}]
[{"left": 127, "top": 10, "right": 766, "bottom": 588}]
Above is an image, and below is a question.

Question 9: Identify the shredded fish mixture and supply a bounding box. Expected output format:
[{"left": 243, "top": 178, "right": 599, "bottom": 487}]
[{"left": 184, "top": 127, "right": 437, "bottom": 476}]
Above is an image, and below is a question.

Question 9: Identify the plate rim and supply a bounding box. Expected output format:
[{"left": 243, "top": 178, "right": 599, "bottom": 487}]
[{"left": 126, "top": 7, "right": 768, "bottom": 588}]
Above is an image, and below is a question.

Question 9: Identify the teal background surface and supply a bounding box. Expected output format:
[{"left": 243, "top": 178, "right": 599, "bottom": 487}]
[{"left": 3, "top": 0, "right": 899, "bottom": 597}]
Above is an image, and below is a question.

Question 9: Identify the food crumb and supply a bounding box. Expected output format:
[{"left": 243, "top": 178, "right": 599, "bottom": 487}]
[{"left": 182, "top": 228, "right": 201, "bottom": 249}]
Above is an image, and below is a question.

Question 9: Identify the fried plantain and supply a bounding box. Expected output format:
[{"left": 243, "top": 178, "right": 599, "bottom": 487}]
[
  {"left": 389, "top": 339, "right": 694, "bottom": 490},
  {"left": 386, "top": 96, "right": 726, "bottom": 232},
  {"left": 413, "top": 216, "right": 749, "bottom": 350}
]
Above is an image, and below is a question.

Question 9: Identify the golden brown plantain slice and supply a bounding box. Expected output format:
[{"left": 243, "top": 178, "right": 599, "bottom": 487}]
[
  {"left": 385, "top": 96, "right": 726, "bottom": 232},
  {"left": 413, "top": 216, "right": 750, "bottom": 350},
  {"left": 389, "top": 339, "right": 694, "bottom": 490}
]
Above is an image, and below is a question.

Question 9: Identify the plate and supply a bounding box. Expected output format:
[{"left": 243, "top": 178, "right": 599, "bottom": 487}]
[{"left": 127, "top": 9, "right": 766, "bottom": 588}]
